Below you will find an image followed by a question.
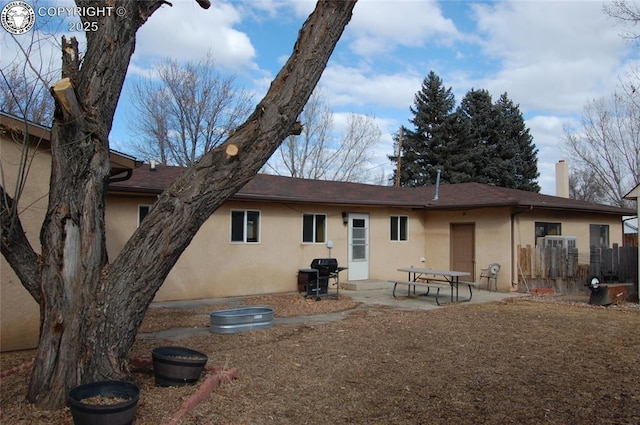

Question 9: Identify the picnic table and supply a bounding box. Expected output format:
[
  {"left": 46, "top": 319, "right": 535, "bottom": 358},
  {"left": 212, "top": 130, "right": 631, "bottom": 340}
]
[{"left": 390, "top": 267, "right": 477, "bottom": 305}]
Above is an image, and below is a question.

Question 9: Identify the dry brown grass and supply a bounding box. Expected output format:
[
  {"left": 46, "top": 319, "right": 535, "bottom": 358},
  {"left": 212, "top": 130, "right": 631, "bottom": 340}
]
[{"left": 2, "top": 294, "right": 639, "bottom": 424}]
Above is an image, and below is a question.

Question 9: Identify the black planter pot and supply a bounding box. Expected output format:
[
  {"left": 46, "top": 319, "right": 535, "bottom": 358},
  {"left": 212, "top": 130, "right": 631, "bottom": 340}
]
[
  {"left": 67, "top": 380, "right": 140, "bottom": 425},
  {"left": 152, "top": 346, "right": 208, "bottom": 387}
]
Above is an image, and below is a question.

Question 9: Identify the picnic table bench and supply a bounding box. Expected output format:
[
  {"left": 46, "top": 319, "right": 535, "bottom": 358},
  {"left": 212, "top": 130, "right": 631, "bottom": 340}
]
[{"left": 391, "top": 267, "right": 478, "bottom": 305}]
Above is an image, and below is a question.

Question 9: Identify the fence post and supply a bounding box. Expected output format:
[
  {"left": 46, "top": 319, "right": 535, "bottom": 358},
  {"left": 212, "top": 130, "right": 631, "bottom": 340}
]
[{"left": 590, "top": 246, "right": 601, "bottom": 278}]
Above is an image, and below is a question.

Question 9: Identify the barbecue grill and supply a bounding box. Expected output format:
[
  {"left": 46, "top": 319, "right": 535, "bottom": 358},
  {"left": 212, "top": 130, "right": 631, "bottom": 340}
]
[
  {"left": 298, "top": 258, "right": 347, "bottom": 300},
  {"left": 585, "top": 276, "right": 633, "bottom": 306}
]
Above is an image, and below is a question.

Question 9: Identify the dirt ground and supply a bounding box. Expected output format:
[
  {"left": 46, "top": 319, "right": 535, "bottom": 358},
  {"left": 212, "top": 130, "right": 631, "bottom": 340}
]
[{"left": 2, "top": 293, "right": 640, "bottom": 424}]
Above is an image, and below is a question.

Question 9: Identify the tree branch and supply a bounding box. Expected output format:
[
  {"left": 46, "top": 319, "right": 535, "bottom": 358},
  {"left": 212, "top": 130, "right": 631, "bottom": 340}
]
[
  {"left": 107, "top": 0, "right": 357, "bottom": 324},
  {"left": 0, "top": 186, "right": 42, "bottom": 304}
]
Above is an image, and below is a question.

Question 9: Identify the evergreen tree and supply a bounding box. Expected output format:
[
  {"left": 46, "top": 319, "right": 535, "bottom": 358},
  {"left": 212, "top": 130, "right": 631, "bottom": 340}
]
[
  {"left": 450, "top": 90, "right": 540, "bottom": 190},
  {"left": 390, "top": 71, "right": 455, "bottom": 186},
  {"left": 448, "top": 88, "right": 497, "bottom": 184},
  {"left": 392, "top": 75, "right": 540, "bottom": 192},
  {"left": 494, "top": 93, "right": 540, "bottom": 191}
]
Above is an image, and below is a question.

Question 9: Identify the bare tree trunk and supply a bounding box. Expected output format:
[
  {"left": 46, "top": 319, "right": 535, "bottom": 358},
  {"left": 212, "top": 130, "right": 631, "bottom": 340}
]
[{"left": 0, "top": 0, "right": 356, "bottom": 409}]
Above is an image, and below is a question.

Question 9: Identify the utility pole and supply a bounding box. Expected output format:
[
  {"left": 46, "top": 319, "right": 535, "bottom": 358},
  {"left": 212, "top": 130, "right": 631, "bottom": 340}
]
[{"left": 395, "top": 127, "right": 403, "bottom": 187}]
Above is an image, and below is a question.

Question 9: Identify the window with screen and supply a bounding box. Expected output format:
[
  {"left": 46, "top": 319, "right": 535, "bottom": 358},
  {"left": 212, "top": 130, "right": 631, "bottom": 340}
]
[
  {"left": 302, "top": 213, "right": 326, "bottom": 243},
  {"left": 390, "top": 215, "right": 408, "bottom": 241},
  {"left": 231, "top": 210, "right": 261, "bottom": 243}
]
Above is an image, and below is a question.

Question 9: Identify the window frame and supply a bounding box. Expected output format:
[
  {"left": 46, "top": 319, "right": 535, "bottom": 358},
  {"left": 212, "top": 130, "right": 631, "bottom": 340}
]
[
  {"left": 230, "top": 209, "right": 261, "bottom": 244},
  {"left": 390, "top": 215, "right": 409, "bottom": 242},
  {"left": 302, "top": 213, "right": 327, "bottom": 244},
  {"left": 535, "top": 221, "right": 562, "bottom": 239},
  {"left": 590, "top": 224, "right": 610, "bottom": 248}
]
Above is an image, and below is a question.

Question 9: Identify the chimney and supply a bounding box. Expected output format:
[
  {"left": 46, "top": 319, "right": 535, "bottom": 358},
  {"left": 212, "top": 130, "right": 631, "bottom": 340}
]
[
  {"left": 150, "top": 160, "right": 157, "bottom": 171},
  {"left": 555, "top": 160, "right": 569, "bottom": 198}
]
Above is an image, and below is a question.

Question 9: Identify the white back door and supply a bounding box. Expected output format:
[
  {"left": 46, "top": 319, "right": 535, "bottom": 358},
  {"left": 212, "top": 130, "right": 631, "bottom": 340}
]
[{"left": 348, "top": 213, "right": 369, "bottom": 280}]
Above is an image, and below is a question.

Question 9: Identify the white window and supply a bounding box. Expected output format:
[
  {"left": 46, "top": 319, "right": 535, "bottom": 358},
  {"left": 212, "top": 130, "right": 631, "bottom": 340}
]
[
  {"left": 231, "top": 210, "right": 260, "bottom": 243},
  {"left": 302, "top": 213, "right": 326, "bottom": 243},
  {"left": 390, "top": 216, "right": 408, "bottom": 241}
]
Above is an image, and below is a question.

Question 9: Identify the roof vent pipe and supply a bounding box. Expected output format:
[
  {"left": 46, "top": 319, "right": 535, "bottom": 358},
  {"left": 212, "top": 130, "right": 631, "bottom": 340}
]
[
  {"left": 433, "top": 169, "right": 441, "bottom": 200},
  {"left": 150, "top": 160, "right": 157, "bottom": 171}
]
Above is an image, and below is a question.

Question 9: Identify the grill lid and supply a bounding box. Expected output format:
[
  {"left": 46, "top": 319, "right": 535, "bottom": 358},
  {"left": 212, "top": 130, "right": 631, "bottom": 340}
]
[{"left": 310, "top": 258, "right": 339, "bottom": 275}]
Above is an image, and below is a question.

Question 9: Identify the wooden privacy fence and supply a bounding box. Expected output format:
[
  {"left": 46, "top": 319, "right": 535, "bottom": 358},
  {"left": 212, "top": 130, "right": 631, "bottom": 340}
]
[{"left": 517, "top": 244, "right": 638, "bottom": 294}]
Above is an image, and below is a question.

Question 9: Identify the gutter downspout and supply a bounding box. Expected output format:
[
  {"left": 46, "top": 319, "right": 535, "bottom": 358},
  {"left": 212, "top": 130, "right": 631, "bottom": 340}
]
[{"left": 511, "top": 205, "right": 533, "bottom": 289}]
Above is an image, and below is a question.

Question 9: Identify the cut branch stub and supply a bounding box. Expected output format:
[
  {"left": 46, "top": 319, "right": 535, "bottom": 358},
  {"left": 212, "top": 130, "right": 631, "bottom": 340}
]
[
  {"left": 225, "top": 144, "right": 239, "bottom": 160},
  {"left": 290, "top": 120, "right": 303, "bottom": 136},
  {"left": 51, "top": 78, "right": 82, "bottom": 120}
]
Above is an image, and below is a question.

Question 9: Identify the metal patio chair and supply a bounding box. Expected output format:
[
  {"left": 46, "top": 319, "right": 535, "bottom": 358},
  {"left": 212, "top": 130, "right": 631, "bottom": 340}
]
[{"left": 480, "top": 263, "right": 501, "bottom": 291}]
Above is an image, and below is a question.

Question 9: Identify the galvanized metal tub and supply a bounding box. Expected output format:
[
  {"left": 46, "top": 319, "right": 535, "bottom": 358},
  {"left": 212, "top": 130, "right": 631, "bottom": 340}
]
[{"left": 210, "top": 307, "right": 274, "bottom": 334}]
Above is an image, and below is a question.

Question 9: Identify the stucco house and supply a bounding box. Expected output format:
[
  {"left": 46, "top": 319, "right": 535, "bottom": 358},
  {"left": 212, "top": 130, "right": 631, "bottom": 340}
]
[
  {"left": 1, "top": 110, "right": 634, "bottom": 351},
  {"left": 107, "top": 164, "right": 633, "bottom": 301}
]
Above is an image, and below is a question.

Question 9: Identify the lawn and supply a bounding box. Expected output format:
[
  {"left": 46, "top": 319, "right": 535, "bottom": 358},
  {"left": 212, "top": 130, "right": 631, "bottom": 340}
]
[{"left": 2, "top": 294, "right": 639, "bottom": 424}]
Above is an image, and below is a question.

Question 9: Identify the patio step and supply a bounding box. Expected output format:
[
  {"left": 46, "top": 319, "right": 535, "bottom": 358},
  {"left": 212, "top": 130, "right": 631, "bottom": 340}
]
[{"left": 341, "top": 280, "right": 391, "bottom": 291}]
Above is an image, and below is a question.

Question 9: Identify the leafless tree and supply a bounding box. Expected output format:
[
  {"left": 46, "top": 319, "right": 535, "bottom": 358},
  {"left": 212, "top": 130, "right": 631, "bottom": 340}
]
[
  {"left": 1, "top": 46, "right": 55, "bottom": 258},
  {"left": 0, "top": 56, "right": 54, "bottom": 126},
  {"left": 269, "top": 91, "right": 382, "bottom": 182},
  {"left": 563, "top": 72, "right": 640, "bottom": 207},
  {"left": 272, "top": 91, "right": 332, "bottom": 179},
  {"left": 568, "top": 170, "right": 607, "bottom": 203},
  {"left": 604, "top": 0, "right": 640, "bottom": 40},
  {"left": 127, "top": 54, "right": 253, "bottom": 166},
  {"left": 0, "top": 0, "right": 357, "bottom": 409}
]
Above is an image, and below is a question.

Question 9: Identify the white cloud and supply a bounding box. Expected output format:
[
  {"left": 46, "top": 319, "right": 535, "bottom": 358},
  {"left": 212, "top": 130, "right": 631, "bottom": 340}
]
[
  {"left": 469, "top": 1, "right": 632, "bottom": 114},
  {"left": 133, "top": 1, "right": 256, "bottom": 73},
  {"left": 320, "top": 64, "right": 421, "bottom": 111},
  {"left": 526, "top": 115, "right": 576, "bottom": 195},
  {"left": 347, "top": 0, "right": 460, "bottom": 56}
]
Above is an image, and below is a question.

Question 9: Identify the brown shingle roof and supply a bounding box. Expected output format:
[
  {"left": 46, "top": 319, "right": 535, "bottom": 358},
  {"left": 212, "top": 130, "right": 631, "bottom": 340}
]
[
  {"left": 420, "top": 182, "right": 634, "bottom": 214},
  {"left": 108, "top": 164, "right": 635, "bottom": 215}
]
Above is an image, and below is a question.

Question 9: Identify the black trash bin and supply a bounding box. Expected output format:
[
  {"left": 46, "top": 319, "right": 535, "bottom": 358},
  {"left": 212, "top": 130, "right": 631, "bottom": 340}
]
[{"left": 298, "top": 269, "right": 324, "bottom": 295}]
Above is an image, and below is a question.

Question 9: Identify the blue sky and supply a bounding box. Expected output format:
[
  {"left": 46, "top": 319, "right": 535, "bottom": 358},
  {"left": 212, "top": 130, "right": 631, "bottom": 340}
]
[{"left": 3, "top": 0, "right": 639, "bottom": 195}]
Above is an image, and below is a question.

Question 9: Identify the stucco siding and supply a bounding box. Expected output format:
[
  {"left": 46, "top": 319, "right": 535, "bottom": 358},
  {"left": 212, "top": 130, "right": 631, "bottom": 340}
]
[
  {"left": 424, "top": 208, "right": 513, "bottom": 291},
  {"left": 366, "top": 208, "right": 427, "bottom": 281},
  {"left": 512, "top": 210, "right": 625, "bottom": 259},
  {"left": 105, "top": 196, "right": 428, "bottom": 301},
  {"left": 1, "top": 135, "right": 49, "bottom": 351}
]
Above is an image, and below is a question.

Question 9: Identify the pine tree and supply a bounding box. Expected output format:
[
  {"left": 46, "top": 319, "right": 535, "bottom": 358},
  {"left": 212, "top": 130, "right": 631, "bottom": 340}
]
[
  {"left": 393, "top": 76, "right": 541, "bottom": 191},
  {"left": 450, "top": 90, "right": 540, "bottom": 190},
  {"left": 493, "top": 93, "right": 540, "bottom": 191},
  {"left": 448, "top": 88, "right": 497, "bottom": 184},
  {"left": 390, "top": 71, "right": 455, "bottom": 186}
]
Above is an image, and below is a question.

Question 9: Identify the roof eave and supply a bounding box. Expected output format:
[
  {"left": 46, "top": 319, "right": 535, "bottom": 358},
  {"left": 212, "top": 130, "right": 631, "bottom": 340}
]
[
  {"left": 425, "top": 200, "right": 633, "bottom": 215},
  {"left": 232, "top": 193, "right": 424, "bottom": 208}
]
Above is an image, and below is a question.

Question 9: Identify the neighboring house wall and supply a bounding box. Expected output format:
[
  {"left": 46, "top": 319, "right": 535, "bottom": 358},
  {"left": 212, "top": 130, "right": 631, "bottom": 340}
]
[
  {"left": 513, "top": 210, "right": 625, "bottom": 255},
  {"left": 512, "top": 209, "right": 625, "bottom": 286},
  {"left": 0, "top": 130, "right": 49, "bottom": 351},
  {"left": 106, "top": 195, "right": 427, "bottom": 301},
  {"left": 1, "top": 113, "right": 138, "bottom": 352}
]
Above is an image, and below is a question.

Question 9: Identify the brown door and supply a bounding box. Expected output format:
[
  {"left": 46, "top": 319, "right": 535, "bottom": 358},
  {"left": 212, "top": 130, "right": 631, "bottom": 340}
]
[{"left": 450, "top": 223, "right": 475, "bottom": 277}]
